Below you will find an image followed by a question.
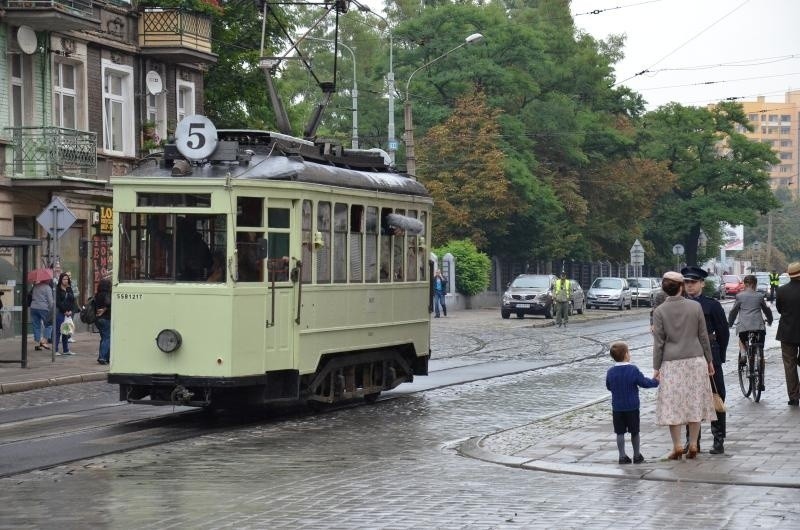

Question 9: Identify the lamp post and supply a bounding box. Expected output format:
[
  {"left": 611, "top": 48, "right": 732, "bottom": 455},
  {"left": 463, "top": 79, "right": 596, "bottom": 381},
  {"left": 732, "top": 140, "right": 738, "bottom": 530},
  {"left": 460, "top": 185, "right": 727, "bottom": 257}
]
[
  {"left": 357, "top": 5, "right": 396, "bottom": 163},
  {"left": 403, "top": 33, "right": 484, "bottom": 178},
  {"left": 306, "top": 36, "right": 359, "bottom": 149}
]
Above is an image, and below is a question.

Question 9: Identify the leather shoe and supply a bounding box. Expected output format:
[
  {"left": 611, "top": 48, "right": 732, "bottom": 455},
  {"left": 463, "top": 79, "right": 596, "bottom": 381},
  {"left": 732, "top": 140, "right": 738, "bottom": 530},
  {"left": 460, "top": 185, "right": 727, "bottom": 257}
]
[
  {"left": 633, "top": 454, "right": 645, "bottom": 464},
  {"left": 709, "top": 444, "right": 724, "bottom": 455},
  {"left": 618, "top": 455, "right": 632, "bottom": 464},
  {"left": 788, "top": 399, "right": 799, "bottom": 406}
]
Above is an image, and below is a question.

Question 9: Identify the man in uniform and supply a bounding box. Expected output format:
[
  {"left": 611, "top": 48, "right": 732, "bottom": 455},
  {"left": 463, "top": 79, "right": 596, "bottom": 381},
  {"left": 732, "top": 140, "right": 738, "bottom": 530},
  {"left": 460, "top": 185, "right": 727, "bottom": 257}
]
[
  {"left": 553, "top": 271, "right": 571, "bottom": 328},
  {"left": 681, "top": 266, "right": 730, "bottom": 454},
  {"left": 769, "top": 269, "right": 780, "bottom": 303}
]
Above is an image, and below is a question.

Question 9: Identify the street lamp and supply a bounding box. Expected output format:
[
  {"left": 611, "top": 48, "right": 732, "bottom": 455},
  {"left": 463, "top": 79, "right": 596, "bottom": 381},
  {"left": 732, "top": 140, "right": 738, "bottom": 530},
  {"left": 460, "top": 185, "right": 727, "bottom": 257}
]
[
  {"left": 403, "top": 33, "right": 484, "bottom": 178},
  {"left": 305, "top": 36, "right": 359, "bottom": 149},
  {"left": 356, "top": 5, "right": 396, "bottom": 163}
]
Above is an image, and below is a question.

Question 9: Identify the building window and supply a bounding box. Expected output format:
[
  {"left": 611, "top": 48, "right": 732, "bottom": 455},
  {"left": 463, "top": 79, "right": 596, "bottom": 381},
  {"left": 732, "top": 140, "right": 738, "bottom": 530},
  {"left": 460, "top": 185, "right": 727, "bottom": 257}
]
[
  {"left": 146, "top": 92, "right": 167, "bottom": 141},
  {"left": 780, "top": 126, "right": 791, "bottom": 135},
  {"left": 779, "top": 165, "right": 792, "bottom": 173},
  {"left": 10, "top": 53, "right": 29, "bottom": 128},
  {"left": 176, "top": 79, "right": 195, "bottom": 123},
  {"left": 781, "top": 140, "right": 792, "bottom": 147},
  {"left": 101, "top": 60, "right": 134, "bottom": 156},
  {"left": 748, "top": 113, "right": 758, "bottom": 122},
  {"left": 768, "top": 114, "right": 778, "bottom": 123},
  {"left": 780, "top": 152, "right": 793, "bottom": 160},
  {"left": 54, "top": 62, "right": 78, "bottom": 129},
  {"left": 780, "top": 114, "right": 791, "bottom": 122}
]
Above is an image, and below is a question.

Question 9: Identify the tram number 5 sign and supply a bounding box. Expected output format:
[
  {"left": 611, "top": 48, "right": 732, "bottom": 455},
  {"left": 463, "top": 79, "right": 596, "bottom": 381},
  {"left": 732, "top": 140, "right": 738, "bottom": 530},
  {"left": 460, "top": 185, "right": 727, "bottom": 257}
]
[{"left": 175, "top": 115, "right": 218, "bottom": 161}]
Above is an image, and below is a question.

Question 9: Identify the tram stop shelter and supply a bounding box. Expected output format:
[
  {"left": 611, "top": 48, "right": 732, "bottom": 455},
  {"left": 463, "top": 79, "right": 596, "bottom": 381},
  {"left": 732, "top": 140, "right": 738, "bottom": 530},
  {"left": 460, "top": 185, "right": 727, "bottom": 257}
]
[{"left": 0, "top": 236, "right": 42, "bottom": 369}]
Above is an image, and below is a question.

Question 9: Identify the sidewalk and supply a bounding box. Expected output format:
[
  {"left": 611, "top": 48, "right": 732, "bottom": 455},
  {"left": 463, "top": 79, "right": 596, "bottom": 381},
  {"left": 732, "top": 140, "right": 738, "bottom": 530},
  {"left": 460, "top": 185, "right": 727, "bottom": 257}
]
[
  {"left": 0, "top": 328, "right": 107, "bottom": 394},
  {"left": 460, "top": 348, "right": 800, "bottom": 488}
]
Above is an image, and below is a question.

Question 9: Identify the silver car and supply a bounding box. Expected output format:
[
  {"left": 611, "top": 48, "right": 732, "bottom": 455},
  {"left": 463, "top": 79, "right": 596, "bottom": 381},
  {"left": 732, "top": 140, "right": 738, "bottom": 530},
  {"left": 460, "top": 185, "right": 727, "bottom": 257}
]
[
  {"left": 501, "top": 274, "right": 557, "bottom": 319},
  {"left": 626, "top": 277, "right": 658, "bottom": 307},
  {"left": 587, "top": 277, "right": 632, "bottom": 310}
]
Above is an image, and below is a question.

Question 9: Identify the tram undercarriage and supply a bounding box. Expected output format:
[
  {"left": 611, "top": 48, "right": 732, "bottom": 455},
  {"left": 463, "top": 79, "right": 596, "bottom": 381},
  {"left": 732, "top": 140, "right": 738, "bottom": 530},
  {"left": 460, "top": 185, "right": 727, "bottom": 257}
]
[{"left": 110, "top": 346, "right": 429, "bottom": 408}]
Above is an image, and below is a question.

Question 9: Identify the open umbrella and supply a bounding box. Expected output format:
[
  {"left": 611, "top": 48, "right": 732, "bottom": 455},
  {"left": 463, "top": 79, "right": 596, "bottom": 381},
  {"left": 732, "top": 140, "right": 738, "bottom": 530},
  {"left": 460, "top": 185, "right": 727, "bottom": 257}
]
[{"left": 27, "top": 267, "right": 54, "bottom": 283}]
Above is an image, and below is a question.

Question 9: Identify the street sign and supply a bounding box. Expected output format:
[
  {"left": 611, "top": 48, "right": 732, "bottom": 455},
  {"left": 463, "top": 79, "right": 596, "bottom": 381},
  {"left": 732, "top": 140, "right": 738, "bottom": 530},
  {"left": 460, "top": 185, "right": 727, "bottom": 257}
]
[
  {"left": 388, "top": 140, "right": 398, "bottom": 150},
  {"left": 672, "top": 244, "right": 684, "bottom": 256},
  {"left": 36, "top": 197, "right": 77, "bottom": 240},
  {"left": 630, "top": 239, "right": 645, "bottom": 266}
]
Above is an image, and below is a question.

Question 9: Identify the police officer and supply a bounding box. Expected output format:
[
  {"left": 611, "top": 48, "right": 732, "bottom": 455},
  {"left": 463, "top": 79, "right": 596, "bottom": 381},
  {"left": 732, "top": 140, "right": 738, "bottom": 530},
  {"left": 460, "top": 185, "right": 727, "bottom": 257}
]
[
  {"left": 769, "top": 270, "right": 780, "bottom": 302},
  {"left": 681, "top": 265, "right": 730, "bottom": 454}
]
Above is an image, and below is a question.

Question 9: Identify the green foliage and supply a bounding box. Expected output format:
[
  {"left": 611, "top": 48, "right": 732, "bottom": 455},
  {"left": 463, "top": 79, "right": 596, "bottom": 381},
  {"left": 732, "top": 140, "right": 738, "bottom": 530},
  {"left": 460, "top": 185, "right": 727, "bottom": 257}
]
[{"left": 433, "top": 239, "right": 491, "bottom": 297}]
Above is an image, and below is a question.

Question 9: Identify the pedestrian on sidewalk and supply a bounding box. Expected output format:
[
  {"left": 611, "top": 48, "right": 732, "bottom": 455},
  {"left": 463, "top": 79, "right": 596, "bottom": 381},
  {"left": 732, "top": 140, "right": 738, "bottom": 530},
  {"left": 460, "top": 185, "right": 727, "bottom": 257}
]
[
  {"left": 652, "top": 271, "right": 717, "bottom": 460},
  {"left": 53, "top": 272, "right": 77, "bottom": 356},
  {"left": 65, "top": 271, "right": 77, "bottom": 344},
  {"left": 433, "top": 270, "right": 447, "bottom": 318},
  {"left": 553, "top": 271, "right": 571, "bottom": 328},
  {"left": 606, "top": 341, "right": 658, "bottom": 464},
  {"left": 682, "top": 265, "right": 730, "bottom": 455},
  {"left": 29, "top": 280, "right": 54, "bottom": 350},
  {"left": 776, "top": 262, "right": 800, "bottom": 407},
  {"left": 94, "top": 278, "right": 112, "bottom": 365}
]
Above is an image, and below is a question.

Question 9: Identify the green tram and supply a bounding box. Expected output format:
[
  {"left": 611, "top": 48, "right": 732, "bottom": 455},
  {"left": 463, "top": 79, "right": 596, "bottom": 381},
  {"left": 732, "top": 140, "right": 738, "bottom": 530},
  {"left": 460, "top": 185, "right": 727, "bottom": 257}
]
[{"left": 108, "top": 129, "right": 432, "bottom": 408}]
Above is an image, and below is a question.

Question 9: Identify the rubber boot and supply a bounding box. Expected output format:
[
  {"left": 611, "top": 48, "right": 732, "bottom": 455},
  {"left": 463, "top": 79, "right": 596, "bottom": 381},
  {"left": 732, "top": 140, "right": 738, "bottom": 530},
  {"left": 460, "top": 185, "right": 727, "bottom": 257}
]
[{"left": 709, "top": 412, "right": 726, "bottom": 454}]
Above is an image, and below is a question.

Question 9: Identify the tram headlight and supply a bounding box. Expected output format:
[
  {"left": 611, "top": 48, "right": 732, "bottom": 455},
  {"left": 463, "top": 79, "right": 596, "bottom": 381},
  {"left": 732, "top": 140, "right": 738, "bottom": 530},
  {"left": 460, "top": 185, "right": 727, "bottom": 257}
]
[{"left": 156, "top": 329, "right": 183, "bottom": 353}]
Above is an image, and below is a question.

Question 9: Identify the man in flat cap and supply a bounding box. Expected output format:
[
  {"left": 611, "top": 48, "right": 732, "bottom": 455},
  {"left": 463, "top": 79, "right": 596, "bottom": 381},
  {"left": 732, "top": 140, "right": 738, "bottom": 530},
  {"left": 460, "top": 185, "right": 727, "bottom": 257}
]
[
  {"left": 776, "top": 262, "right": 800, "bottom": 406},
  {"left": 681, "top": 265, "right": 730, "bottom": 454}
]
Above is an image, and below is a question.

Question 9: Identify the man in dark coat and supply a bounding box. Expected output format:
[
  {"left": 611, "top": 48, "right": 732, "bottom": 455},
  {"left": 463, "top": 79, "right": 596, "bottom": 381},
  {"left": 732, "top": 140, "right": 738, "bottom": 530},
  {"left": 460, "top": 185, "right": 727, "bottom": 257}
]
[
  {"left": 682, "top": 265, "right": 730, "bottom": 454},
  {"left": 776, "top": 262, "right": 800, "bottom": 406}
]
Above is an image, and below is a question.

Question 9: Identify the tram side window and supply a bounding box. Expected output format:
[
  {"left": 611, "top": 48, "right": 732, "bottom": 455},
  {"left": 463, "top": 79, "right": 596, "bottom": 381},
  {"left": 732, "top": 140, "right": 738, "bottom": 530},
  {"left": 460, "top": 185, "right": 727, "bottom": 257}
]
[
  {"left": 301, "top": 200, "right": 313, "bottom": 284},
  {"left": 119, "top": 213, "right": 226, "bottom": 282},
  {"left": 317, "top": 201, "right": 331, "bottom": 283},
  {"left": 379, "top": 208, "right": 393, "bottom": 282},
  {"left": 419, "top": 211, "right": 428, "bottom": 280},
  {"left": 365, "top": 206, "right": 378, "bottom": 283},
  {"left": 350, "top": 205, "right": 364, "bottom": 282},
  {"left": 237, "top": 197, "right": 263, "bottom": 227},
  {"left": 236, "top": 231, "right": 264, "bottom": 282},
  {"left": 392, "top": 209, "right": 405, "bottom": 281},
  {"left": 267, "top": 207, "right": 290, "bottom": 282},
  {"left": 406, "top": 209, "right": 418, "bottom": 281},
  {"left": 333, "top": 203, "right": 348, "bottom": 283}
]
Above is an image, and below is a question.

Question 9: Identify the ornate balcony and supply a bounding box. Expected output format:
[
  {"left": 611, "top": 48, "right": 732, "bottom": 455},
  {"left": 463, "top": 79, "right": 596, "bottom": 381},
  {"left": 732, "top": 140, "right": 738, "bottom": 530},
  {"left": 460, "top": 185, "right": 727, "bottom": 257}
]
[
  {"left": 138, "top": 8, "right": 218, "bottom": 65},
  {"left": 4, "top": 126, "right": 98, "bottom": 180},
  {"left": 1, "top": 0, "right": 100, "bottom": 31}
]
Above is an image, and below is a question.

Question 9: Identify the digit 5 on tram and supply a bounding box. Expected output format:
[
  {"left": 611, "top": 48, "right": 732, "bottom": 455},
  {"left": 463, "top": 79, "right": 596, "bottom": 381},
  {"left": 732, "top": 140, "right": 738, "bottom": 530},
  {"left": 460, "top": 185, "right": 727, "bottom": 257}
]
[{"left": 107, "top": 121, "right": 432, "bottom": 408}]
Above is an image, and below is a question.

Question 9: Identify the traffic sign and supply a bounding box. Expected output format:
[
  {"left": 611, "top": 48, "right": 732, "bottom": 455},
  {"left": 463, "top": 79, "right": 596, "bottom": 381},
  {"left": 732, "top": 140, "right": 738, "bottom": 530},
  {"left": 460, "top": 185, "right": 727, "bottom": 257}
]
[
  {"left": 672, "top": 244, "right": 685, "bottom": 256},
  {"left": 389, "top": 140, "right": 398, "bottom": 150},
  {"left": 630, "top": 239, "right": 645, "bottom": 265},
  {"left": 36, "top": 197, "right": 77, "bottom": 240}
]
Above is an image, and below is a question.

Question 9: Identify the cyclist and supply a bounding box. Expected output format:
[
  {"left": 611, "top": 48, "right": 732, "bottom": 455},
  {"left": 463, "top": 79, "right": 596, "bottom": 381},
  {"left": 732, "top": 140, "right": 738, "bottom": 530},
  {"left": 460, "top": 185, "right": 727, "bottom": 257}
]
[{"left": 728, "top": 274, "right": 773, "bottom": 391}]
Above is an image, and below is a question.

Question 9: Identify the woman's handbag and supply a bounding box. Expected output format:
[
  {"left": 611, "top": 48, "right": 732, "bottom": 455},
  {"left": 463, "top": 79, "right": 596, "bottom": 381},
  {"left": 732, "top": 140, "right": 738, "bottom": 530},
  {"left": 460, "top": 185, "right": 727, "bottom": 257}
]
[{"left": 711, "top": 378, "right": 726, "bottom": 413}]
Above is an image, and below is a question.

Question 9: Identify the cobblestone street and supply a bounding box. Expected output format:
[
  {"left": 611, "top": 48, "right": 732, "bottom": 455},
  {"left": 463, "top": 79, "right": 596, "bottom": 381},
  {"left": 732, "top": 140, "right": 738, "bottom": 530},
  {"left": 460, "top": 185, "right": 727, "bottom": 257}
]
[{"left": 1, "top": 308, "right": 798, "bottom": 528}]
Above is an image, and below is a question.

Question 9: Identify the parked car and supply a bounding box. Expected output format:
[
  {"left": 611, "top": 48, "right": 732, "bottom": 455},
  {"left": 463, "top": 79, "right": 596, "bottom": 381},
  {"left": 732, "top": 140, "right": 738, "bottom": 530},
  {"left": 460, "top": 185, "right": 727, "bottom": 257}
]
[
  {"left": 569, "top": 280, "right": 586, "bottom": 315},
  {"left": 755, "top": 272, "right": 771, "bottom": 296},
  {"left": 626, "top": 277, "right": 658, "bottom": 307},
  {"left": 586, "top": 277, "right": 632, "bottom": 310},
  {"left": 705, "top": 275, "right": 724, "bottom": 299},
  {"left": 501, "top": 274, "right": 557, "bottom": 319},
  {"left": 721, "top": 274, "right": 744, "bottom": 297}
]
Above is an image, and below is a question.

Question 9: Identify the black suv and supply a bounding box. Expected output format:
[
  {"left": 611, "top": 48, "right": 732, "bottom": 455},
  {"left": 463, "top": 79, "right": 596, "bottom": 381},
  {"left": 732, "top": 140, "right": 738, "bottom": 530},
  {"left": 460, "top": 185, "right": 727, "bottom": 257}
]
[{"left": 501, "top": 274, "right": 557, "bottom": 319}]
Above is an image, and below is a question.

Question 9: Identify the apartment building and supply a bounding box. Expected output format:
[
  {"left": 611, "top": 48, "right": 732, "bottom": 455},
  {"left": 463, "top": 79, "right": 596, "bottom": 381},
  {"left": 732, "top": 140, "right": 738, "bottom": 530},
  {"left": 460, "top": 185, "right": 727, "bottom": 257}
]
[
  {"left": 0, "top": 0, "right": 217, "bottom": 333},
  {"left": 733, "top": 90, "right": 799, "bottom": 200}
]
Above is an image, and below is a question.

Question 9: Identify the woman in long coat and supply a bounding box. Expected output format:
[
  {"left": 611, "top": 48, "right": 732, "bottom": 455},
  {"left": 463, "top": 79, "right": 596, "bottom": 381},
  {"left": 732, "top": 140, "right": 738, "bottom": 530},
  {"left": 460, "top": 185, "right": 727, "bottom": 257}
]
[{"left": 652, "top": 271, "right": 717, "bottom": 459}]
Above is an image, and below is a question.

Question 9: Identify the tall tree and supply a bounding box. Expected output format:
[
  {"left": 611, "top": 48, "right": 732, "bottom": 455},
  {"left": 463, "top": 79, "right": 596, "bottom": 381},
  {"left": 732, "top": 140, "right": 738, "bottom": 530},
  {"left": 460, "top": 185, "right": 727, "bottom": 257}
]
[
  {"left": 417, "top": 89, "right": 520, "bottom": 248},
  {"left": 641, "top": 102, "right": 779, "bottom": 266}
]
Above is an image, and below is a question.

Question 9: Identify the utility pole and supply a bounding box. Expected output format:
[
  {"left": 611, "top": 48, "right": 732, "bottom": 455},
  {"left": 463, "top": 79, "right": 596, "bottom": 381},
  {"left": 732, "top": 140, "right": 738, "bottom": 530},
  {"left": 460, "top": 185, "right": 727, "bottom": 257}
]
[{"left": 766, "top": 211, "right": 773, "bottom": 270}]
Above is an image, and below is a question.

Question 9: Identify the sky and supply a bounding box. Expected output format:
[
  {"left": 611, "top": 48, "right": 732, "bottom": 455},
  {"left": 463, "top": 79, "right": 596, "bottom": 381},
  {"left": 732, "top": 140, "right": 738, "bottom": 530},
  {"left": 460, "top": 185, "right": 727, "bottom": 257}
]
[{"left": 569, "top": 0, "right": 800, "bottom": 109}]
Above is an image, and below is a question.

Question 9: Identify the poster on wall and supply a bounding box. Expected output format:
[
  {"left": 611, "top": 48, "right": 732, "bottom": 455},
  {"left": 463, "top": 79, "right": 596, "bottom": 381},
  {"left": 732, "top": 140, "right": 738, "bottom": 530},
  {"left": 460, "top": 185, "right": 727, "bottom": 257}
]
[
  {"left": 91, "top": 235, "right": 111, "bottom": 293},
  {"left": 721, "top": 223, "right": 744, "bottom": 251}
]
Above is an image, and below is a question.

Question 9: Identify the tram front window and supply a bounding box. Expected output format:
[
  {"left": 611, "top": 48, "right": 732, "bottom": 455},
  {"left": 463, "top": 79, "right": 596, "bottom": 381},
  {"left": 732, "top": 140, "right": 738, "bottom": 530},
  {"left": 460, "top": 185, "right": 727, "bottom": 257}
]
[{"left": 119, "top": 213, "right": 227, "bottom": 282}]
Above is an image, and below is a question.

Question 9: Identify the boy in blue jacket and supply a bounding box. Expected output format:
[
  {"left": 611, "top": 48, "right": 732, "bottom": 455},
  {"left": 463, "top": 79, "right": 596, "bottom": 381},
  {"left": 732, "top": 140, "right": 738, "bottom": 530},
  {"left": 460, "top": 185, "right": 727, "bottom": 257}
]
[{"left": 606, "top": 341, "right": 659, "bottom": 464}]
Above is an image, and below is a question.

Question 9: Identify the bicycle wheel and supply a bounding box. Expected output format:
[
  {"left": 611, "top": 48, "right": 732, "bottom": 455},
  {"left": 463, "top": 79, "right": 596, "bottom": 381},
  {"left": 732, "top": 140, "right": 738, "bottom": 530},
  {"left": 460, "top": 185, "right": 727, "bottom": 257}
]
[
  {"left": 753, "top": 345, "right": 765, "bottom": 403},
  {"left": 738, "top": 346, "right": 752, "bottom": 397}
]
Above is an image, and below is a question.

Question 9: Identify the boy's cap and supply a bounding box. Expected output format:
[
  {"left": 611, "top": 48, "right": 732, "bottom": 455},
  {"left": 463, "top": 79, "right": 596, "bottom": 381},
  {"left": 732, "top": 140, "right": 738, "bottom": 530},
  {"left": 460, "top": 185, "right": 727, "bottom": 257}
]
[{"left": 663, "top": 271, "right": 683, "bottom": 282}]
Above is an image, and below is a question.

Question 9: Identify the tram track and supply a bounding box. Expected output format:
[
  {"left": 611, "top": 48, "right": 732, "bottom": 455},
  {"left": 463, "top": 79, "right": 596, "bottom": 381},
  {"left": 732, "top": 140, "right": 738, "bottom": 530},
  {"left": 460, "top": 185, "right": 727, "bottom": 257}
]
[{"left": 0, "top": 312, "right": 662, "bottom": 479}]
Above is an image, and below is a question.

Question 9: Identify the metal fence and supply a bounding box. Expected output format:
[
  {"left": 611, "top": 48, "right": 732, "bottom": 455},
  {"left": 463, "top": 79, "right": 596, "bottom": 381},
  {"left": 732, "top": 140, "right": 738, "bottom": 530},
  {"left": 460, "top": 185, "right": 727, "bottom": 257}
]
[
  {"left": 499, "top": 259, "right": 659, "bottom": 292},
  {"left": 4, "top": 126, "right": 97, "bottom": 178}
]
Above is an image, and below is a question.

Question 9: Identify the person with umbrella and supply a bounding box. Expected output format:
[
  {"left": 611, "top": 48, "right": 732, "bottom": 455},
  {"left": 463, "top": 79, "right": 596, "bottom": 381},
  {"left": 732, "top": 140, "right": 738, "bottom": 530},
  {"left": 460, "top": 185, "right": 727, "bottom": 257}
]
[{"left": 29, "top": 278, "right": 54, "bottom": 350}]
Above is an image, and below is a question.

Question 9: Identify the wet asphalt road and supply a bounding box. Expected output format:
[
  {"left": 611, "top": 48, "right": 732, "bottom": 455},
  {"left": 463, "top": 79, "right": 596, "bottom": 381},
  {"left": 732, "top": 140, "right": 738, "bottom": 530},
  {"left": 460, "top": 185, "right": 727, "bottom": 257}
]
[{"left": 0, "top": 308, "right": 797, "bottom": 528}]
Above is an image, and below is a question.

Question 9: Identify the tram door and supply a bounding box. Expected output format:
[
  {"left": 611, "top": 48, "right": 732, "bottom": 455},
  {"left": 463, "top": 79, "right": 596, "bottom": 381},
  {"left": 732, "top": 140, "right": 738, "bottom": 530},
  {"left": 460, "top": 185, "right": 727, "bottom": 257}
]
[{"left": 263, "top": 199, "right": 296, "bottom": 370}]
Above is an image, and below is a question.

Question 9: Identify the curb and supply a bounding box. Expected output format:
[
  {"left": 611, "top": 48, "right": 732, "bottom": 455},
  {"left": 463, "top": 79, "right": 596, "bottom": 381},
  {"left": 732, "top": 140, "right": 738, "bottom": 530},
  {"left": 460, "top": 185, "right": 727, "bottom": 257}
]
[{"left": 0, "top": 372, "right": 107, "bottom": 395}]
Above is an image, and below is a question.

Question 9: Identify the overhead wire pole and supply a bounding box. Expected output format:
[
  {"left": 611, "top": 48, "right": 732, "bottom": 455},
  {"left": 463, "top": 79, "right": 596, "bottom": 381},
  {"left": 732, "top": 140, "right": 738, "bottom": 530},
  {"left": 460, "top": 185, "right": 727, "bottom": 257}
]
[{"left": 355, "top": 3, "right": 395, "bottom": 163}]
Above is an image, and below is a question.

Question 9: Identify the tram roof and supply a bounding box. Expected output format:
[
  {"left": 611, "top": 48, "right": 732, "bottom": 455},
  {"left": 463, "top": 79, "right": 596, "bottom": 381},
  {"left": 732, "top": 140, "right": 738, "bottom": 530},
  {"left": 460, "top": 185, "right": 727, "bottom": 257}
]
[{"left": 125, "top": 131, "right": 429, "bottom": 198}]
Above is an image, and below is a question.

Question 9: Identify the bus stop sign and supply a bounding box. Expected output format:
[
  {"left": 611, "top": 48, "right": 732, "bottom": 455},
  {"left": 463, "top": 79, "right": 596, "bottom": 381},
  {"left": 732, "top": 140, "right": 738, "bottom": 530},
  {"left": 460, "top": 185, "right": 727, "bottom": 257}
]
[{"left": 36, "top": 197, "right": 77, "bottom": 240}]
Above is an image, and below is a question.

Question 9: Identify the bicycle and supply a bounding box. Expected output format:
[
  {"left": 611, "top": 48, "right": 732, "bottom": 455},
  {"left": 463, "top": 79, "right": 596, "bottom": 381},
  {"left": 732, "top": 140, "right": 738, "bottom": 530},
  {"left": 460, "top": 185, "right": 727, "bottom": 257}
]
[{"left": 738, "top": 330, "right": 765, "bottom": 402}]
